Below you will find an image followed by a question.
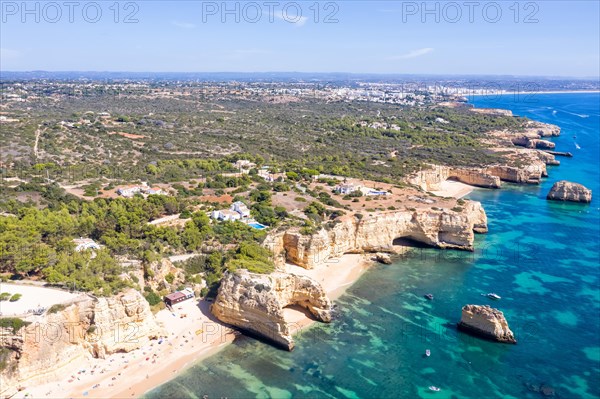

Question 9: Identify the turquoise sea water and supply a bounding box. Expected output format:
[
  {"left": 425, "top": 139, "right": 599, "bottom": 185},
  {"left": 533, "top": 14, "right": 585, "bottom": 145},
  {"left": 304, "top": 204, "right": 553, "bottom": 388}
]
[{"left": 147, "top": 93, "right": 600, "bottom": 399}]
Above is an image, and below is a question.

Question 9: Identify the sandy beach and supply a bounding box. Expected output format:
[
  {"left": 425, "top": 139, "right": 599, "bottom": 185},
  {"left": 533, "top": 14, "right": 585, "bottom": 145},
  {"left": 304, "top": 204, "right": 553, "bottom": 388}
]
[
  {"left": 16, "top": 254, "right": 371, "bottom": 399},
  {"left": 430, "top": 180, "right": 474, "bottom": 199}
]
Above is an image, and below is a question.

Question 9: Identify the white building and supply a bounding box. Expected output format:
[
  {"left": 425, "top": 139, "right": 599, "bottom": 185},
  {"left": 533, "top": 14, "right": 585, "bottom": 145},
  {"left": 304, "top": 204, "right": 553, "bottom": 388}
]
[
  {"left": 233, "top": 159, "right": 256, "bottom": 172},
  {"left": 212, "top": 209, "right": 241, "bottom": 221},
  {"left": 334, "top": 184, "right": 361, "bottom": 195},
  {"left": 117, "top": 183, "right": 166, "bottom": 197},
  {"left": 73, "top": 238, "right": 102, "bottom": 252},
  {"left": 360, "top": 187, "right": 389, "bottom": 196},
  {"left": 146, "top": 186, "right": 165, "bottom": 195},
  {"left": 231, "top": 201, "right": 250, "bottom": 218},
  {"left": 116, "top": 185, "right": 143, "bottom": 197}
]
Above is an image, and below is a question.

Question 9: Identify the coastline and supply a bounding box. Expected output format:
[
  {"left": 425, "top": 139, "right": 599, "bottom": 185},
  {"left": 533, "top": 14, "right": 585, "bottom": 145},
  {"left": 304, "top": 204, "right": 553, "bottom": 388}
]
[
  {"left": 17, "top": 254, "right": 372, "bottom": 399},
  {"left": 468, "top": 90, "right": 600, "bottom": 96}
]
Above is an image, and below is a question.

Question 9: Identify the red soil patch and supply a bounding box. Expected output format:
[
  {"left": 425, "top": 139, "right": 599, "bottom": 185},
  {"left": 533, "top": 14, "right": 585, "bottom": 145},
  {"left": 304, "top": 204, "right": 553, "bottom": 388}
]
[{"left": 198, "top": 194, "right": 233, "bottom": 204}]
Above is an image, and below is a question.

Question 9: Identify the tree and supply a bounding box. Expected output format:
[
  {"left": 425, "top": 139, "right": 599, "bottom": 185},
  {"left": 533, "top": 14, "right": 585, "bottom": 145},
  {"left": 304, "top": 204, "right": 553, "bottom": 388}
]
[{"left": 182, "top": 222, "right": 202, "bottom": 251}]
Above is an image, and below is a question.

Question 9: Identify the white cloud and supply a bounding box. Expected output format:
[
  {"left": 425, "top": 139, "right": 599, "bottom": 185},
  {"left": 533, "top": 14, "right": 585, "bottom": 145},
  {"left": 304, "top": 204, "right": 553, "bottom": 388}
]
[
  {"left": 171, "top": 21, "right": 196, "bottom": 29},
  {"left": 389, "top": 48, "right": 434, "bottom": 60}
]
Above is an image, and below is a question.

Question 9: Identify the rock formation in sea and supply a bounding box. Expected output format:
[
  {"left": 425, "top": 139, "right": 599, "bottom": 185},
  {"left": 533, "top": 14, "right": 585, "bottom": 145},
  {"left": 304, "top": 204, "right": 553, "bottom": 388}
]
[
  {"left": 457, "top": 304, "right": 516, "bottom": 344},
  {"left": 547, "top": 180, "right": 592, "bottom": 203},
  {"left": 267, "top": 202, "right": 487, "bottom": 269},
  {"left": 0, "top": 289, "right": 163, "bottom": 393},
  {"left": 211, "top": 270, "right": 332, "bottom": 350}
]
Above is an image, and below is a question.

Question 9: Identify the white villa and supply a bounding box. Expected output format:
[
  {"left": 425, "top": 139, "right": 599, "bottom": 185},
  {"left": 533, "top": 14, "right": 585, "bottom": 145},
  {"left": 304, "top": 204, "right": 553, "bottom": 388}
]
[
  {"left": 116, "top": 183, "right": 166, "bottom": 197},
  {"left": 212, "top": 201, "right": 251, "bottom": 221},
  {"left": 231, "top": 201, "right": 251, "bottom": 218},
  {"left": 334, "top": 183, "right": 389, "bottom": 196},
  {"left": 233, "top": 159, "right": 256, "bottom": 173},
  {"left": 145, "top": 186, "right": 165, "bottom": 195},
  {"left": 116, "top": 185, "right": 143, "bottom": 197},
  {"left": 361, "top": 187, "right": 389, "bottom": 196},
  {"left": 73, "top": 238, "right": 102, "bottom": 252},
  {"left": 334, "top": 184, "right": 361, "bottom": 195},
  {"left": 211, "top": 209, "right": 241, "bottom": 221}
]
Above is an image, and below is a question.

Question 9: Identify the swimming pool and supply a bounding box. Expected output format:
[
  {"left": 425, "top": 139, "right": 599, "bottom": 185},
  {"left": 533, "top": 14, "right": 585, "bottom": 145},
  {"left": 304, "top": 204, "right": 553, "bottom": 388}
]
[{"left": 248, "top": 222, "right": 267, "bottom": 230}]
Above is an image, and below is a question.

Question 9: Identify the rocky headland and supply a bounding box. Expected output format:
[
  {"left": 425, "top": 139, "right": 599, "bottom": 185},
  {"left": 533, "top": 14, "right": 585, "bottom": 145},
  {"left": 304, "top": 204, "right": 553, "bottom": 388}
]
[
  {"left": 457, "top": 304, "right": 516, "bottom": 344},
  {"left": 0, "top": 289, "right": 163, "bottom": 395},
  {"left": 547, "top": 180, "right": 592, "bottom": 203},
  {"left": 211, "top": 270, "right": 333, "bottom": 350},
  {"left": 267, "top": 201, "right": 487, "bottom": 269}
]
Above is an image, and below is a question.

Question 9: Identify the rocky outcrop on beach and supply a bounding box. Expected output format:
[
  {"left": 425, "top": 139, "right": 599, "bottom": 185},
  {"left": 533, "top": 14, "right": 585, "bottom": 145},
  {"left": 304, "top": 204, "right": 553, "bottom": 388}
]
[
  {"left": 211, "top": 270, "right": 332, "bottom": 350},
  {"left": 457, "top": 304, "right": 516, "bottom": 343},
  {"left": 374, "top": 253, "right": 392, "bottom": 264},
  {"left": 0, "top": 289, "right": 163, "bottom": 392},
  {"left": 268, "top": 201, "right": 487, "bottom": 269},
  {"left": 547, "top": 181, "right": 592, "bottom": 203}
]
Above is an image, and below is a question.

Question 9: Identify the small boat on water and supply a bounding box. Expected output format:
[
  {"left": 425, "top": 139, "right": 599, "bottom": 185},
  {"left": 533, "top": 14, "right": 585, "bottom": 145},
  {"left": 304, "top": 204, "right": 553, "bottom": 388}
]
[
  {"left": 429, "top": 386, "right": 441, "bottom": 392},
  {"left": 575, "top": 143, "right": 581, "bottom": 149},
  {"left": 424, "top": 294, "right": 434, "bottom": 300},
  {"left": 482, "top": 292, "right": 501, "bottom": 300},
  {"left": 425, "top": 349, "right": 431, "bottom": 357}
]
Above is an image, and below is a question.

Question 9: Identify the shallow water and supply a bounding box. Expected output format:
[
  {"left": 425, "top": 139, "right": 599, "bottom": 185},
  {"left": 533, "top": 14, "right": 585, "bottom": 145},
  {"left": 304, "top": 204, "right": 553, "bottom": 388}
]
[{"left": 146, "top": 93, "right": 600, "bottom": 399}]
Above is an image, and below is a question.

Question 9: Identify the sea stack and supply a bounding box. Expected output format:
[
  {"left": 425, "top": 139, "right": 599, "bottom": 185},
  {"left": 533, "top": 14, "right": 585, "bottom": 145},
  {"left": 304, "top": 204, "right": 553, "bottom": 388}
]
[
  {"left": 546, "top": 180, "right": 592, "bottom": 203},
  {"left": 457, "top": 304, "right": 516, "bottom": 344}
]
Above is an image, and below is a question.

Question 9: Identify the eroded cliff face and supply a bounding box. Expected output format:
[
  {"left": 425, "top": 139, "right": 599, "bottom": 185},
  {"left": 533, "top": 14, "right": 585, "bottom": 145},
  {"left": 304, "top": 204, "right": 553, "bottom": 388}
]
[
  {"left": 408, "top": 146, "right": 559, "bottom": 189},
  {"left": 271, "top": 202, "right": 487, "bottom": 269},
  {"left": 211, "top": 270, "right": 332, "bottom": 350},
  {"left": 457, "top": 304, "right": 516, "bottom": 344},
  {"left": 0, "top": 289, "right": 163, "bottom": 391},
  {"left": 408, "top": 166, "right": 501, "bottom": 190}
]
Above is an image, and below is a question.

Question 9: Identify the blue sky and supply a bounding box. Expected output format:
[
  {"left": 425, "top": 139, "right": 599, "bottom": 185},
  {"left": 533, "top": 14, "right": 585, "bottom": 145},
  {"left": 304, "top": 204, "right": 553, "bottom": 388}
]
[{"left": 1, "top": 1, "right": 599, "bottom": 76}]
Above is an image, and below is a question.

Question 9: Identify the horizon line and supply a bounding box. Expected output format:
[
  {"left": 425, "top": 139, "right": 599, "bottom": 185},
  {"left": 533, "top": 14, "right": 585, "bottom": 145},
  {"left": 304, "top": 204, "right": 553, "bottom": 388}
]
[{"left": 1, "top": 70, "right": 599, "bottom": 80}]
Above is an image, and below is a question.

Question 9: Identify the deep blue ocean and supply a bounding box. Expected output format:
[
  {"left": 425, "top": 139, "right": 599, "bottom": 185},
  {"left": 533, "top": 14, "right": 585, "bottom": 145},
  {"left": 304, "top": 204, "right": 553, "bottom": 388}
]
[{"left": 147, "top": 93, "right": 600, "bottom": 399}]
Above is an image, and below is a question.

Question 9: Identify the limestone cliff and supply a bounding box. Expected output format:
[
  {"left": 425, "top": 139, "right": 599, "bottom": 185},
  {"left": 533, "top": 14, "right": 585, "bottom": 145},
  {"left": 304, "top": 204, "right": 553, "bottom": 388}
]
[
  {"left": 524, "top": 120, "right": 561, "bottom": 137},
  {"left": 0, "top": 289, "right": 163, "bottom": 392},
  {"left": 485, "top": 162, "right": 546, "bottom": 184},
  {"left": 511, "top": 136, "right": 556, "bottom": 150},
  {"left": 211, "top": 270, "right": 332, "bottom": 350},
  {"left": 408, "top": 165, "right": 501, "bottom": 190},
  {"left": 547, "top": 180, "right": 592, "bottom": 203},
  {"left": 145, "top": 258, "right": 186, "bottom": 292},
  {"left": 270, "top": 202, "right": 487, "bottom": 269},
  {"left": 485, "top": 147, "right": 557, "bottom": 184},
  {"left": 457, "top": 304, "right": 516, "bottom": 344}
]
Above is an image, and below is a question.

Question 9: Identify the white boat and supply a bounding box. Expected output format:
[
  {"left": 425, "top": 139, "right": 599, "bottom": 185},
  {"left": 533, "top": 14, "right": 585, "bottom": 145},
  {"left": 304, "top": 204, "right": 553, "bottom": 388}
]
[
  {"left": 425, "top": 349, "right": 431, "bottom": 357},
  {"left": 575, "top": 143, "right": 581, "bottom": 150},
  {"left": 429, "top": 386, "right": 441, "bottom": 392},
  {"left": 486, "top": 293, "right": 501, "bottom": 300}
]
